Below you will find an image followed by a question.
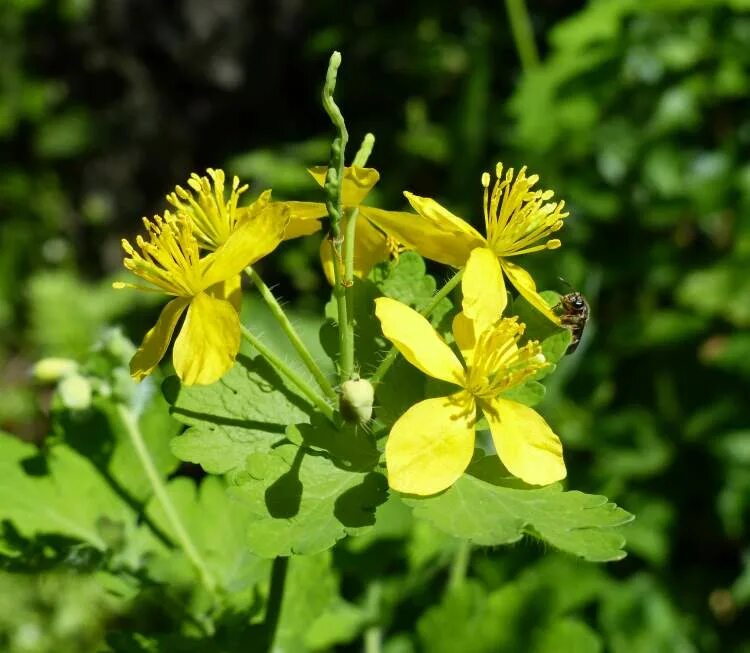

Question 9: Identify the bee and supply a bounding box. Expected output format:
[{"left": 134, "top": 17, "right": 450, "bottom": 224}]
[{"left": 554, "top": 289, "right": 589, "bottom": 354}]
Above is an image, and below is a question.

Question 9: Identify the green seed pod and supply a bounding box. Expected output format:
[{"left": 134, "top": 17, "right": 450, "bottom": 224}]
[{"left": 339, "top": 377, "right": 374, "bottom": 424}]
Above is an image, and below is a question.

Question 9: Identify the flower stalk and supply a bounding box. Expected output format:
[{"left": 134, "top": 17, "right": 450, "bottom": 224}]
[
  {"left": 240, "top": 325, "right": 335, "bottom": 422},
  {"left": 116, "top": 403, "right": 217, "bottom": 593},
  {"left": 322, "top": 50, "right": 357, "bottom": 383},
  {"left": 245, "top": 266, "right": 336, "bottom": 401}
]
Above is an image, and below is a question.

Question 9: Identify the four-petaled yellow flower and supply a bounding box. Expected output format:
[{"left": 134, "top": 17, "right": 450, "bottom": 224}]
[
  {"left": 278, "top": 166, "right": 405, "bottom": 284},
  {"left": 375, "top": 248, "right": 566, "bottom": 496},
  {"left": 166, "top": 169, "right": 312, "bottom": 308},
  {"left": 367, "top": 163, "right": 569, "bottom": 323},
  {"left": 115, "top": 204, "right": 288, "bottom": 385}
]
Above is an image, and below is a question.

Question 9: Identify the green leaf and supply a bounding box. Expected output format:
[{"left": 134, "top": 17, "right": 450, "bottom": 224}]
[
  {"left": 55, "top": 379, "right": 180, "bottom": 505},
  {"left": 0, "top": 433, "right": 160, "bottom": 567},
  {"left": 532, "top": 618, "right": 602, "bottom": 653},
  {"left": 278, "top": 551, "right": 366, "bottom": 651},
  {"left": 405, "top": 457, "right": 633, "bottom": 562},
  {"left": 164, "top": 354, "right": 311, "bottom": 477},
  {"left": 145, "top": 476, "right": 268, "bottom": 600},
  {"left": 232, "top": 443, "right": 388, "bottom": 557},
  {"left": 372, "top": 251, "right": 453, "bottom": 327},
  {"left": 417, "top": 581, "right": 523, "bottom": 653}
]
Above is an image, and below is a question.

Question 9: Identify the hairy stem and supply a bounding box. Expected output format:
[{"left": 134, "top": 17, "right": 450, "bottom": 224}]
[
  {"left": 245, "top": 266, "right": 336, "bottom": 400},
  {"left": 240, "top": 325, "right": 335, "bottom": 422},
  {"left": 370, "top": 268, "right": 465, "bottom": 384},
  {"left": 116, "top": 403, "right": 216, "bottom": 593},
  {"left": 505, "top": 0, "right": 539, "bottom": 71}
]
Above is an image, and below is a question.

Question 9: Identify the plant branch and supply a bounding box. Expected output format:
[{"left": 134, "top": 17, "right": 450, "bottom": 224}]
[
  {"left": 245, "top": 266, "right": 336, "bottom": 400},
  {"left": 447, "top": 540, "right": 472, "bottom": 593},
  {"left": 505, "top": 0, "right": 539, "bottom": 72},
  {"left": 240, "top": 325, "right": 335, "bottom": 422},
  {"left": 115, "top": 403, "right": 216, "bottom": 594}
]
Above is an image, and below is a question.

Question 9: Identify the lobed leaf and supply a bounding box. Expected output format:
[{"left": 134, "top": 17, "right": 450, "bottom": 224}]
[
  {"left": 164, "top": 354, "right": 311, "bottom": 476},
  {"left": 232, "top": 443, "right": 388, "bottom": 557},
  {"left": 405, "top": 457, "right": 633, "bottom": 562}
]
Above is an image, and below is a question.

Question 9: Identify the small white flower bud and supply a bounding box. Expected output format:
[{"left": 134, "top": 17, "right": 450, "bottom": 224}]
[
  {"left": 32, "top": 358, "right": 78, "bottom": 383},
  {"left": 339, "top": 377, "right": 375, "bottom": 424},
  {"left": 58, "top": 374, "right": 93, "bottom": 411}
]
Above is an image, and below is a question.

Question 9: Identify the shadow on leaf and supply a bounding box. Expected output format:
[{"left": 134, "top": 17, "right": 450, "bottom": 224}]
[
  {"left": 334, "top": 472, "right": 388, "bottom": 527},
  {"left": 264, "top": 448, "right": 305, "bottom": 519}
]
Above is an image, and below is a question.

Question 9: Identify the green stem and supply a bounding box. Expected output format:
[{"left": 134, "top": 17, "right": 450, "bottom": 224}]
[
  {"left": 263, "top": 556, "right": 289, "bottom": 652},
  {"left": 353, "top": 133, "right": 375, "bottom": 167},
  {"left": 504, "top": 0, "right": 539, "bottom": 72},
  {"left": 240, "top": 325, "right": 335, "bottom": 422},
  {"left": 115, "top": 403, "right": 216, "bottom": 594},
  {"left": 447, "top": 540, "right": 472, "bottom": 592},
  {"left": 245, "top": 266, "right": 336, "bottom": 400},
  {"left": 330, "top": 240, "right": 354, "bottom": 384},
  {"left": 370, "top": 268, "right": 465, "bottom": 385},
  {"left": 363, "top": 581, "right": 383, "bottom": 653},
  {"left": 364, "top": 626, "right": 383, "bottom": 653}
]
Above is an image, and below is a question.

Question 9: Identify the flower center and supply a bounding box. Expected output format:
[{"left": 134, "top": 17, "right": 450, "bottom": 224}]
[
  {"left": 120, "top": 212, "right": 203, "bottom": 296},
  {"left": 167, "top": 168, "right": 248, "bottom": 250},
  {"left": 481, "top": 163, "right": 568, "bottom": 259},
  {"left": 465, "top": 317, "right": 548, "bottom": 400}
]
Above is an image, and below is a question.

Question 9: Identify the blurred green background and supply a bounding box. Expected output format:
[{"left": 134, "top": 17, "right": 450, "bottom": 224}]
[{"left": 2, "top": 0, "right": 750, "bottom": 650}]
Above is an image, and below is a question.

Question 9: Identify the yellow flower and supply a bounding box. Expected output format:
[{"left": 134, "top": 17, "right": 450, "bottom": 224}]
[
  {"left": 278, "top": 166, "right": 407, "bottom": 284},
  {"left": 367, "top": 163, "right": 569, "bottom": 323},
  {"left": 165, "top": 168, "right": 302, "bottom": 308},
  {"left": 114, "top": 205, "right": 288, "bottom": 385},
  {"left": 375, "top": 248, "right": 566, "bottom": 496}
]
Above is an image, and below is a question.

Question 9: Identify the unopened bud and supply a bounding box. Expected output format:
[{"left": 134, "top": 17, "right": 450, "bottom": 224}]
[
  {"left": 32, "top": 358, "right": 78, "bottom": 383},
  {"left": 339, "top": 377, "right": 375, "bottom": 424},
  {"left": 58, "top": 374, "right": 93, "bottom": 411}
]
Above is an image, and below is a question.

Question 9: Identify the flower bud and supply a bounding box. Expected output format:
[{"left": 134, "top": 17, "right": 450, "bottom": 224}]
[
  {"left": 339, "top": 377, "right": 374, "bottom": 424},
  {"left": 58, "top": 374, "right": 93, "bottom": 411},
  {"left": 32, "top": 358, "right": 78, "bottom": 383}
]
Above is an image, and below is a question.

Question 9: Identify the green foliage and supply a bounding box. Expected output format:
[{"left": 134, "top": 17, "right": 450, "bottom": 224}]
[
  {"left": 3, "top": 0, "right": 750, "bottom": 650},
  {"left": 234, "top": 442, "right": 387, "bottom": 557},
  {"left": 406, "top": 457, "right": 632, "bottom": 562}
]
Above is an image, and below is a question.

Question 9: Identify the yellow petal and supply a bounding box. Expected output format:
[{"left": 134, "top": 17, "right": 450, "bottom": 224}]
[
  {"left": 364, "top": 204, "right": 482, "bottom": 268},
  {"left": 451, "top": 312, "right": 476, "bottom": 365},
  {"left": 501, "top": 259, "right": 560, "bottom": 324},
  {"left": 319, "top": 235, "right": 341, "bottom": 286},
  {"left": 276, "top": 200, "right": 328, "bottom": 221},
  {"left": 483, "top": 397, "right": 566, "bottom": 485},
  {"left": 405, "top": 192, "right": 485, "bottom": 240},
  {"left": 284, "top": 217, "right": 323, "bottom": 241},
  {"left": 172, "top": 292, "right": 240, "bottom": 385},
  {"left": 318, "top": 213, "right": 391, "bottom": 285},
  {"left": 308, "top": 166, "right": 380, "bottom": 207},
  {"left": 352, "top": 213, "right": 391, "bottom": 277},
  {"left": 201, "top": 204, "right": 289, "bottom": 289},
  {"left": 462, "top": 247, "right": 507, "bottom": 334},
  {"left": 375, "top": 297, "right": 465, "bottom": 385},
  {"left": 206, "top": 275, "right": 242, "bottom": 312},
  {"left": 130, "top": 297, "right": 189, "bottom": 381},
  {"left": 386, "top": 393, "right": 476, "bottom": 495}
]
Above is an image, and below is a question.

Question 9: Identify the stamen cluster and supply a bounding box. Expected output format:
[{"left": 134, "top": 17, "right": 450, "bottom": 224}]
[
  {"left": 483, "top": 163, "right": 568, "bottom": 257},
  {"left": 121, "top": 212, "right": 202, "bottom": 296}
]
